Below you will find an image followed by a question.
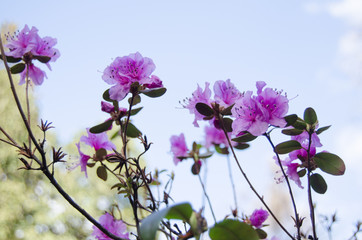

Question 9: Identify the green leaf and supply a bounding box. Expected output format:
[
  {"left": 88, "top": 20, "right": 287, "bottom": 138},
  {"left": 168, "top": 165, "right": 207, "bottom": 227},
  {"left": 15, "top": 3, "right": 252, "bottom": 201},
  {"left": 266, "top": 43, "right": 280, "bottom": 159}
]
[
  {"left": 284, "top": 114, "right": 298, "bottom": 127},
  {"left": 10, "top": 63, "right": 25, "bottom": 74},
  {"left": 126, "top": 122, "right": 142, "bottom": 138},
  {"left": 96, "top": 166, "right": 107, "bottom": 181},
  {"left": 221, "top": 104, "right": 235, "bottom": 116},
  {"left": 292, "top": 118, "right": 307, "bottom": 130},
  {"left": 231, "top": 132, "right": 257, "bottom": 143},
  {"left": 103, "top": 89, "right": 113, "bottom": 102},
  {"left": 316, "top": 125, "right": 331, "bottom": 135},
  {"left": 255, "top": 228, "right": 267, "bottom": 239},
  {"left": 128, "top": 94, "right": 141, "bottom": 106},
  {"left": 234, "top": 143, "right": 250, "bottom": 150},
  {"left": 89, "top": 119, "right": 113, "bottom": 134},
  {"left": 314, "top": 152, "right": 346, "bottom": 176},
  {"left": 222, "top": 117, "right": 233, "bottom": 132},
  {"left": 95, "top": 148, "right": 107, "bottom": 160},
  {"left": 298, "top": 169, "right": 306, "bottom": 178},
  {"left": 139, "top": 203, "right": 193, "bottom": 240},
  {"left": 129, "top": 107, "right": 143, "bottom": 116},
  {"left": 304, "top": 107, "right": 318, "bottom": 125},
  {"left": 275, "top": 140, "right": 302, "bottom": 154},
  {"left": 140, "top": 87, "right": 167, "bottom": 98},
  {"left": 195, "top": 102, "right": 214, "bottom": 117},
  {"left": 199, "top": 151, "right": 213, "bottom": 159},
  {"left": 282, "top": 128, "right": 304, "bottom": 136},
  {"left": 0, "top": 55, "right": 22, "bottom": 63},
  {"left": 215, "top": 145, "right": 229, "bottom": 155},
  {"left": 209, "top": 219, "right": 259, "bottom": 240},
  {"left": 33, "top": 55, "right": 51, "bottom": 63},
  {"left": 310, "top": 173, "right": 328, "bottom": 194}
]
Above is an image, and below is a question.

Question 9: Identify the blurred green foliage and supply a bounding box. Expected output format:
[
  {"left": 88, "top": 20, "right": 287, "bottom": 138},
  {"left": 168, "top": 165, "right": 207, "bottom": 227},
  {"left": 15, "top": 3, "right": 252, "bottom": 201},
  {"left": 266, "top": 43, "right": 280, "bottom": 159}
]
[{"left": 0, "top": 68, "right": 131, "bottom": 239}]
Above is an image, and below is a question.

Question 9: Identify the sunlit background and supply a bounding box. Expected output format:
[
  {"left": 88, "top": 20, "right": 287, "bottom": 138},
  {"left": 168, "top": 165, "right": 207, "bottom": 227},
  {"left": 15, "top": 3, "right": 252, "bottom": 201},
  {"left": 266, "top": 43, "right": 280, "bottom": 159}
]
[{"left": 1, "top": 0, "right": 362, "bottom": 239}]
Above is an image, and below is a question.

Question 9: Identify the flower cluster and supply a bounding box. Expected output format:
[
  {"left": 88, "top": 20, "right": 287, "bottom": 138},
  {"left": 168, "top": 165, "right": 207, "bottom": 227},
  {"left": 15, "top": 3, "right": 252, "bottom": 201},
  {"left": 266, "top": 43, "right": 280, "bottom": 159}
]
[
  {"left": 249, "top": 208, "right": 269, "bottom": 228},
  {"left": 183, "top": 79, "right": 242, "bottom": 127},
  {"left": 232, "top": 81, "right": 289, "bottom": 136},
  {"left": 75, "top": 128, "right": 115, "bottom": 177},
  {"left": 170, "top": 133, "right": 189, "bottom": 165},
  {"left": 92, "top": 212, "right": 129, "bottom": 240},
  {"left": 102, "top": 52, "right": 163, "bottom": 101},
  {"left": 4, "top": 25, "right": 60, "bottom": 85},
  {"left": 276, "top": 131, "right": 323, "bottom": 188}
]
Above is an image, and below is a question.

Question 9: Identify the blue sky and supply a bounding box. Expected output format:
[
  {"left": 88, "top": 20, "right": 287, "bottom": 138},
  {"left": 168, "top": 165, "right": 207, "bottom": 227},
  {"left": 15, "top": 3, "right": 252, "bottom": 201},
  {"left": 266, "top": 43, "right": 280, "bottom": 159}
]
[{"left": 2, "top": 0, "right": 362, "bottom": 239}]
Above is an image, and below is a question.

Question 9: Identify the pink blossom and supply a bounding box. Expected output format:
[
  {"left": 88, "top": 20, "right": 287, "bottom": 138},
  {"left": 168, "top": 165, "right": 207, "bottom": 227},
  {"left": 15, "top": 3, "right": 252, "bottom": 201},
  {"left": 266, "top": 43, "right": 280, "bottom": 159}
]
[
  {"left": 80, "top": 128, "right": 116, "bottom": 151},
  {"left": 4, "top": 25, "right": 59, "bottom": 86},
  {"left": 213, "top": 79, "right": 242, "bottom": 108},
  {"left": 170, "top": 133, "right": 189, "bottom": 165},
  {"left": 289, "top": 131, "right": 321, "bottom": 162},
  {"left": 4, "top": 25, "right": 38, "bottom": 58},
  {"left": 19, "top": 63, "right": 47, "bottom": 85},
  {"left": 92, "top": 213, "right": 129, "bottom": 240},
  {"left": 101, "top": 101, "right": 115, "bottom": 113},
  {"left": 249, "top": 208, "right": 269, "bottom": 228},
  {"left": 276, "top": 157, "right": 303, "bottom": 188},
  {"left": 232, "top": 91, "right": 268, "bottom": 136},
  {"left": 255, "top": 81, "right": 288, "bottom": 128},
  {"left": 102, "top": 52, "right": 162, "bottom": 101},
  {"left": 31, "top": 35, "right": 60, "bottom": 69},
  {"left": 204, "top": 125, "right": 231, "bottom": 148},
  {"left": 183, "top": 82, "right": 212, "bottom": 127},
  {"left": 75, "top": 142, "right": 91, "bottom": 177},
  {"left": 232, "top": 82, "right": 289, "bottom": 136},
  {"left": 143, "top": 75, "right": 163, "bottom": 89}
]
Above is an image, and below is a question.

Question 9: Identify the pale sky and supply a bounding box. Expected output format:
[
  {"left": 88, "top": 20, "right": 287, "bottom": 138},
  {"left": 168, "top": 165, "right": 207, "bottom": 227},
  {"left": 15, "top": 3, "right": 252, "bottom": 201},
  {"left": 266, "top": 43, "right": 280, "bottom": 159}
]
[{"left": 2, "top": 0, "right": 362, "bottom": 239}]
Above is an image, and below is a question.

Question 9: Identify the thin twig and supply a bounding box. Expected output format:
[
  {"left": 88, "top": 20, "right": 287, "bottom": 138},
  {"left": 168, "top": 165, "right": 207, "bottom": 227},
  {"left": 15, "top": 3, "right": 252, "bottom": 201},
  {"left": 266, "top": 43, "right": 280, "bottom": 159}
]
[
  {"left": 307, "top": 132, "right": 317, "bottom": 239},
  {"left": 197, "top": 172, "right": 217, "bottom": 224},
  {"left": 264, "top": 133, "right": 301, "bottom": 239},
  {"left": 219, "top": 117, "right": 295, "bottom": 239},
  {"left": 25, "top": 66, "right": 31, "bottom": 151},
  {"left": 226, "top": 154, "right": 238, "bottom": 212},
  {"left": 0, "top": 126, "right": 19, "bottom": 146}
]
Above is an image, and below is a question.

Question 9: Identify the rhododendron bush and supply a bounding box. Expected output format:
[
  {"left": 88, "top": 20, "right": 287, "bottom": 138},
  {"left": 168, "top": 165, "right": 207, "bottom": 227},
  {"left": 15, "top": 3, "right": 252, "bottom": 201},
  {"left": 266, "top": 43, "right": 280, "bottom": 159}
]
[{"left": 0, "top": 25, "right": 357, "bottom": 240}]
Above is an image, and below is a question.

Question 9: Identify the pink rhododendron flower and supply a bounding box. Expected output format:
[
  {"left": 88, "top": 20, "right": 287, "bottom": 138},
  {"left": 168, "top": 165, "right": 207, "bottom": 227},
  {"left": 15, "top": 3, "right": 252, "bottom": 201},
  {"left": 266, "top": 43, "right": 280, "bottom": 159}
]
[
  {"left": 232, "top": 82, "right": 289, "bottom": 136},
  {"left": 183, "top": 82, "right": 212, "bottom": 127},
  {"left": 232, "top": 91, "right": 268, "bottom": 136},
  {"left": 92, "top": 213, "right": 129, "bottom": 240},
  {"left": 204, "top": 125, "right": 231, "bottom": 148},
  {"left": 102, "top": 52, "right": 163, "bottom": 101},
  {"left": 75, "top": 142, "right": 91, "bottom": 177},
  {"left": 249, "top": 208, "right": 269, "bottom": 228},
  {"left": 19, "top": 63, "right": 47, "bottom": 85},
  {"left": 289, "top": 131, "right": 321, "bottom": 162},
  {"left": 255, "top": 81, "right": 288, "bottom": 128},
  {"left": 213, "top": 79, "right": 242, "bottom": 108},
  {"left": 4, "top": 25, "right": 59, "bottom": 86},
  {"left": 80, "top": 128, "right": 116, "bottom": 151},
  {"left": 101, "top": 101, "right": 115, "bottom": 113},
  {"left": 170, "top": 133, "right": 189, "bottom": 165},
  {"left": 275, "top": 156, "right": 303, "bottom": 188},
  {"left": 31, "top": 35, "right": 60, "bottom": 69},
  {"left": 4, "top": 25, "right": 38, "bottom": 58},
  {"left": 143, "top": 75, "right": 163, "bottom": 89}
]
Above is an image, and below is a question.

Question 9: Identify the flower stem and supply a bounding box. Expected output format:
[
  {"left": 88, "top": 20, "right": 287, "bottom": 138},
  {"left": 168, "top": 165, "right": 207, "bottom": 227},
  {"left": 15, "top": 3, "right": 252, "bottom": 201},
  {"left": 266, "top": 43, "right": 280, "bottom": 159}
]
[
  {"left": 197, "top": 172, "right": 217, "bottom": 224},
  {"left": 219, "top": 118, "right": 295, "bottom": 239},
  {"left": 264, "top": 133, "right": 301, "bottom": 240},
  {"left": 307, "top": 132, "right": 317, "bottom": 239},
  {"left": 226, "top": 154, "right": 238, "bottom": 212},
  {"left": 25, "top": 65, "right": 31, "bottom": 151}
]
